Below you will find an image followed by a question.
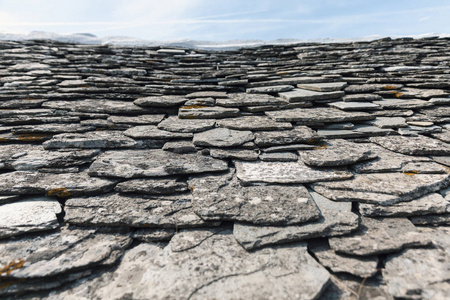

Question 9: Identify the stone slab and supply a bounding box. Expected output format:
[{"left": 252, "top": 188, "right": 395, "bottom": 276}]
[
  {"left": 266, "top": 107, "right": 374, "bottom": 123},
  {"left": 115, "top": 178, "right": 188, "bottom": 195},
  {"left": 157, "top": 116, "right": 215, "bottom": 133},
  {"left": 279, "top": 88, "right": 344, "bottom": 102},
  {"left": 370, "top": 135, "right": 450, "bottom": 155},
  {"left": 43, "top": 131, "right": 137, "bottom": 149},
  {"left": 178, "top": 106, "right": 240, "bottom": 119},
  {"left": 216, "top": 93, "right": 286, "bottom": 107},
  {"left": 124, "top": 125, "right": 193, "bottom": 139},
  {"left": 193, "top": 128, "right": 254, "bottom": 147},
  {"left": 254, "top": 126, "right": 319, "bottom": 146},
  {"left": 216, "top": 116, "right": 292, "bottom": 131}
]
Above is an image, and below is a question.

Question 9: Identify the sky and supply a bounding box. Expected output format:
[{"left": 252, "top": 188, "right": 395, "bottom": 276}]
[{"left": 0, "top": 0, "right": 449, "bottom": 41}]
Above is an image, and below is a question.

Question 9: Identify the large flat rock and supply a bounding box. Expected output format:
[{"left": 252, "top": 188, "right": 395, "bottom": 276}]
[
  {"left": 43, "top": 131, "right": 137, "bottom": 149},
  {"left": 178, "top": 105, "right": 240, "bottom": 119},
  {"left": 115, "top": 178, "right": 188, "bottom": 195},
  {"left": 329, "top": 217, "right": 430, "bottom": 256},
  {"left": 216, "top": 116, "right": 292, "bottom": 131},
  {"left": 79, "top": 231, "right": 330, "bottom": 300},
  {"left": 188, "top": 171, "right": 320, "bottom": 225},
  {"left": 216, "top": 93, "right": 286, "bottom": 107},
  {"left": 370, "top": 135, "right": 450, "bottom": 155},
  {"left": 254, "top": 126, "right": 319, "bottom": 146},
  {"left": 157, "top": 116, "right": 215, "bottom": 133},
  {"left": 88, "top": 150, "right": 228, "bottom": 178},
  {"left": 0, "top": 197, "right": 61, "bottom": 238},
  {"left": 312, "top": 172, "right": 450, "bottom": 205},
  {"left": 233, "top": 191, "right": 359, "bottom": 250},
  {"left": 279, "top": 88, "right": 344, "bottom": 102},
  {"left": 266, "top": 107, "right": 374, "bottom": 123},
  {"left": 235, "top": 160, "right": 353, "bottom": 184},
  {"left": 65, "top": 193, "right": 217, "bottom": 228},
  {"left": 43, "top": 99, "right": 152, "bottom": 114},
  {"left": 134, "top": 95, "right": 187, "bottom": 107},
  {"left": 0, "top": 171, "right": 116, "bottom": 196},
  {"left": 193, "top": 128, "right": 254, "bottom": 147},
  {"left": 123, "top": 125, "right": 193, "bottom": 139}
]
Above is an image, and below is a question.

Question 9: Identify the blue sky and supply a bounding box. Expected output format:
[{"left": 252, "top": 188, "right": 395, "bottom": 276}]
[{"left": 0, "top": 0, "right": 449, "bottom": 41}]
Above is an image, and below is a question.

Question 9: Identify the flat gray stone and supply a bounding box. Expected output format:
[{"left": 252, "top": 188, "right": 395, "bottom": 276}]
[
  {"left": 0, "top": 171, "right": 116, "bottom": 196},
  {"left": 259, "top": 152, "right": 298, "bottom": 162},
  {"left": 342, "top": 94, "right": 383, "bottom": 102},
  {"left": 370, "top": 135, "right": 450, "bottom": 155},
  {"left": 235, "top": 160, "right": 353, "bottom": 185},
  {"left": 246, "top": 85, "right": 294, "bottom": 93},
  {"left": 157, "top": 116, "right": 215, "bottom": 133},
  {"left": 178, "top": 105, "right": 240, "bottom": 119},
  {"left": 65, "top": 193, "right": 217, "bottom": 228},
  {"left": 209, "top": 148, "right": 259, "bottom": 161},
  {"left": 266, "top": 107, "right": 374, "bottom": 123},
  {"left": 384, "top": 247, "right": 450, "bottom": 299},
  {"left": 372, "top": 99, "right": 433, "bottom": 109},
  {"left": 132, "top": 228, "right": 175, "bottom": 242},
  {"left": 263, "top": 144, "right": 317, "bottom": 152},
  {"left": 216, "top": 116, "right": 292, "bottom": 131},
  {"left": 297, "top": 82, "right": 347, "bottom": 92},
  {"left": 43, "top": 131, "right": 137, "bottom": 149},
  {"left": 410, "top": 213, "right": 450, "bottom": 226},
  {"left": 398, "top": 87, "right": 449, "bottom": 99},
  {"left": 0, "top": 227, "right": 130, "bottom": 295},
  {"left": 216, "top": 93, "right": 286, "bottom": 107},
  {"left": 329, "top": 217, "right": 430, "bottom": 256},
  {"left": 8, "top": 63, "right": 50, "bottom": 71},
  {"left": 193, "top": 128, "right": 254, "bottom": 147},
  {"left": 134, "top": 96, "right": 187, "bottom": 107},
  {"left": 299, "top": 139, "right": 377, "bottom": 167},
  {"left": 309, "top": 240, "right": 378, "bottom": 278},
  {"left": 162, "top": 141, "right": 197, "bottom": 153},
  {"left": 312, "top": 172, "right": 450, "bottom": 205},
  {"left": 108, "top": 114, "right": 165, "bottom": 125},
  {"left": 0, "top": 197, "right": 61, "bottom": 238},
  {"left": 115, "top": 178, "right": 188, "bottom": 195},
  {"left": 368, "top": 117, "right": 407, "bottom": 128},
  {"left": 233, "top": 191, "right": 359, "bottom": 250},
  {"left": 399, "top": 125, "right": 442, "bottom": 136},
  {"left": 254, "top": 126, "right": 319, "bottom": 146},
  {"left": 43, "top": 99, "right": 151, "bottom": 114},
  {"left": 189, "top": 171, "right": 319, "bottom": 225},
  {"left": 242, "top": 100, "right": 313, "bottom": 112},
  {"left": 279, "top": 88, "right": 344, "bottom": 102},
  {"left": 79, "top": 231, "right": 330, "bottom": 300},
  {"left": 344, "top": 84, "right": 403, "bottom": 93},
  {"left": 88, "top": 150, "right": 228, "bottom": 178},
  {"left": 323, "top": 122, "right": 354, "bottom": 130},
  {"left": 372, "top": 109, "right": 414, "bottom": 117},
  {"left": 359, "top": 192, "right": 450, "bottom": 217},
  {"left": 184, "top": 97, "right": 215, "bottom": 107},
  {"left": 186, "top": 91, "right": 228, "bottom": 98},
  {"left": 329, "top": 102, "right": 381, "bottom": 111},
  {"left": 124, "top": 125, "right": 193, "bottom": 139}
]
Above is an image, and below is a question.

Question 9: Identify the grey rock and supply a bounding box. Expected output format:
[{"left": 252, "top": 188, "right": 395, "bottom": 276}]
[
  {"left": 43, "top": 99, "right": 152, "bottom": 114},
  {"left": 329, "top": 102, "right": 381, "bottom": 111},
  {"left": 323, "top": 122, "right": 354, "bottom": 130},
  {"left": 371, "top": 109, "right": 414, "bottom": 117},
  {"left": 108, "top": 114, "right": 165, "bottom": 125},
  {"left": 372, "top": 99, "right": 433, "bottom": 109},
  {"left": 329, "top": 217, "right": 430, "bottom": 256},
  {"left": 431, "top": 130, "right": 450, "bottom": 143},
  {"left": 384, "top": 247, "right": 450, "bottom": 299},
  {"left": 209, "top": 148, "right": 259, "bottom": 161},
  {"left": 0, "top": 195, "right": 20, "bottom": 204},
  {"left": 263, "top": 144, "right": 317, "bottom": 152},
  {"left": 344, "top": 84, "right": 403, "bottom": 93},
  {"left": 233, "top": 191, "right": 359, "bottom": 250},
  {"left": 297, "top": 82, "right": 347, "bottom": 92},
  {"left": 8, "top": 63, "right": 50, "bottom": 71},
  {"left": 359, "top": 192, "right": 450, "bottom": 217},
  {"left": 189, "top": 172, "right": 319, "bottom": 225},
  {"left": 368, "top": 117, "right": 407, "bottom": 128},
  {"left": 254, "top": 126, "right": 319, "bottom": 146},
  {"left": 259, "top": 152, "right": 298, "bottom": 162},
  {"left": 0, "top": 99, "right": 47, "bottom": 109},
  {"left": 162, "top": 141, "right": 197, "bottom": 153},
  {"left": 216, "top": 93, "right": 286, "bottom": 107},
  {"left": 124, "top": 125, "right": 193, "bottom": 139},
  {"left": 398, "top": 125, "right": 442, "bottom": 136},
  {"left": 309, "top": 240, "right": 378, "bottom": 278},
  {"left": 397, "top": 87, "right": 449, "bottom": 99},
  {"left": 342, "top": 94, "right": 383, "bottom": 102},
  {"left": 184, "top": 97, "right": 215, "bottom": 107},
  {"left": 299, "top": 139, "right": 377, "bottom": 167},
  {"left": 242, "top": 100, "right": 313, "bottom": 112},
  {"left": 88, "top": 150, "right": 228, "bottom": 178},
  {"left": 134, "top": 96, "right": 187, "bottom": 107},
  {"left": 410, "top": 213, "right": 450, "bottom": 226},
  {"left": 132, "top": 228, "right": 175, "bottom": 242},
  {"left": 246, "top": 85, "right": 294, "bottom": 93},
  {"left": 65, "top": 193, "right": 218, "bottom": 228},
  {"left": 193, "top": 128, "right": 254, "bottom": 147},
  {"left": 157, "top": 48, "right": 186, "bottom": 54},
  {"left": 409, "top": 121, "right": 435, "bottom": 127},
  {"left": 422, "top": 106, "right": 450, "bottom": 117},
  {"left": 12, "top": 124, "right": 95, "bottom": 134},
  {"left": 158, "top": 116, "right": 215, "bottom": 133},
  {"left": 43, "top": 131, "right": 136, "bottom": 149},
  {"left": 0, "top": 171, "right": 116, "bottom": 196},
  {"left": 115, "top": 178, "right": 188, "bottom": 195},
  {"left": 178, "top": 105, "right": 240, "bottom": 119},
  {"left": 312, "top": 172, "right": 450, "bottom": 205},
  {"left": 186, "top": 91, "right": 228, "bottom": 98},
  {"left": 432, "top": 155, "right": 450, "bottom": 167},
  {"left": 370, "top": 135, "right": 450, "bottom": 155},
  {"left": 235, "top": 160, "right": 353, "bottom": 185},
  {"left": 83, "top": 231, "right": 330, "bottom": 300},
  {"left": 279, "top": 88, "right": 344, "bottom": 102},
  {"left": 0, "top": 197, "right": 61, "bottom": 238},
  {"left": 266, "top": 107, "right": 374, "bottom": 123},
  {"left": 216, "top": 116, "right": 292, "bottom": 131}
]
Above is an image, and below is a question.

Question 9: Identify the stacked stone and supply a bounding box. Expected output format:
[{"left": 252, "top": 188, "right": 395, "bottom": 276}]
[{"left": 0, "top": 37, "right": 449, "bottom": 299}]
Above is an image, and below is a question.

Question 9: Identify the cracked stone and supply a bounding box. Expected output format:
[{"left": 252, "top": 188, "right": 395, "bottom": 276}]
[
  {"left": 329, "top": 217, "right": 430, "bottom": 256},
  {"left": 299, "top": 139, "right": 377, "bottom": 167},
  {"left": 43, "top": 131, "right": 137, "bottom": 149},
  {"left": 254, "top": 126, "right": 319, "bottom": 146},
  {"left": 370, "top": 135, "right": 450, "bottom": 155},
  {"left": 216, "top": 116, "right": 292, "bottom": 131},
  {"left": 279, "top": 88, "right": 344, "bottom": 102},
  {"left": 65, "top": 193, "right": 218, "bottom": 228},
  {"left": 0, "top": 197, "right": 61, "bottom": 238},
  {"left": 124, "top": 125, "right": 193, "bottom": 139},
  {"left": 312, "top": 172, "right": 450, "bottom": 205},
  {"left": 266, "top": 107, "right": 374, "bottom": 123},
  {"left": 193, "top": 128, "right": 254, "bottom": 147},
  {"left": 157, "top": 116, "right": 215, "bottom": 133},
  {"left": 233, "top": 191, "right": 359, "bottom": 250},
  {"left": 189, "top": 171, "right": 320, "bottom": 225},
  {"left": 115, "top": 178, "right": 188, "bottom": 195},
  {"left": 235, "top": 160, "right": 353, "bottom": 185},
  {"left": 88, "top": 150, "right": 228, "bottom": 178}
]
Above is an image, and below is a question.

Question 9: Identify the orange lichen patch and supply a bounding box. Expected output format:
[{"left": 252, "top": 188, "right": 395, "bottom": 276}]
[
  {"left": 189, "top": 186, "right": 194, "bottom": 192},
  {"left": 0, "top": 259, "right": 25, "bottom": 276},
  {"left": 98, "top": 70, "right": 104, "bottom": 74},
  {"left": 0, "top": 138, "right": 8, "bottom": 142},
  {"left": 181, "top": 105, "right": 206, "bottom": 110},
  {"left": 47, "top": 187, "right": 71, "bottom": 198},
  {"left": 403, "top": 171, "right": 419, "bottom": 176},
  {"left": 394, "top": 92, "right": 403, "bottom": 98},
  {"left": 17, "top": 134, "right": 52, "bottom": 142},
  {"left": 382, "top": 85, "right": 397, "bottom": 90},
  {"left": 314, "top": 145, "right": 328, "bottom": 150},
  {"left": 277, "top": 71, "right": 290, "bottom": 76},
  {"left": 78, "top": 85, "right": 91, "bottom": 88}
]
